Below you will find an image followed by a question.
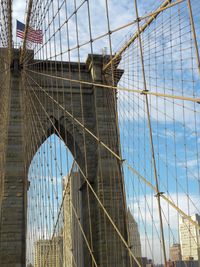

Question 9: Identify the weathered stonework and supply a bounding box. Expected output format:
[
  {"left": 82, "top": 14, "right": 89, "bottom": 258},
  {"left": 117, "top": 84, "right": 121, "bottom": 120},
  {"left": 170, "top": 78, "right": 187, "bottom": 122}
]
[
  {"left": 0, "top": 49, "right": 26, "bottom": 267},
  {"left": 0, "top": 49, "right": 131, "bottom": 267}
]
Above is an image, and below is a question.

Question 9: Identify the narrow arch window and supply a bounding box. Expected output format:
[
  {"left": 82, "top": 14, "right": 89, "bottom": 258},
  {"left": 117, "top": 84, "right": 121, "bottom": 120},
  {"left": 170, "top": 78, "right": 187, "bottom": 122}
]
[{"left": 26, "top": 134, "right": 73, "bottom": 266}]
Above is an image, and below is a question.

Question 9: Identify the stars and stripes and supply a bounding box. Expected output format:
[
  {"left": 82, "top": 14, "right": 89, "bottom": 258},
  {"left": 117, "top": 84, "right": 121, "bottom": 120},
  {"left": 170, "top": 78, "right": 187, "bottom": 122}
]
[{"left": 16, "top": 20, "right": 43, "bottom": 44}]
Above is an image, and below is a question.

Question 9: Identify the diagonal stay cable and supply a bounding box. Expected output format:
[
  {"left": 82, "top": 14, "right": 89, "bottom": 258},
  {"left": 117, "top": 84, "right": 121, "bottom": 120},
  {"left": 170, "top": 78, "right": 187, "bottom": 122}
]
[
  {"left": 71, "top": 155, "right": 142, "bottom": 267},
  {"left": 20, "top": 0, "right": 33, "bottom": 64},
  {"left": 25, "top": 71, "right": 200, "bottom": 232},
  {"left": 27, "top": 69, "right": 200, "bottom": 103},
  {"left": 24, "top": 72, "right": 142, "bottom": 266},
  {"left": 103, "top": 0, "right": 173, "bottom": 72},
  {"left": 24, "top": 0, "right": 184, "bottom": 68},
  {"left": 43, "top": 161, "right": 98, "bottom": 267},
  {"left": 48, "top": 161, "right": 75, "bottom": 242},
  {"left": 70, "top": 202, "right": 98, "bottom": 267},
  {"left": 25, "top": 71, "right": 122, "bottom": 161},
  {"left": 125, "top": 162, "right": 200, "bottom": 231}
]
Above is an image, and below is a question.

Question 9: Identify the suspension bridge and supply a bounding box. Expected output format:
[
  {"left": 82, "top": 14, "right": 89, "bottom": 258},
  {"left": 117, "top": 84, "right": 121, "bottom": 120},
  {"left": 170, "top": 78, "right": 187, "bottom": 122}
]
[{"left": 0, "top": 0, "right": 200, "bottom": 266}]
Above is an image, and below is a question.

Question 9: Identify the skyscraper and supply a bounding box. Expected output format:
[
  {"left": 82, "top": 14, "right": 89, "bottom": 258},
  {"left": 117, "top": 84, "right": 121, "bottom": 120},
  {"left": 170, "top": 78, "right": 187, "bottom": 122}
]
[
  {"left": 127, "top": 209, "right": 142, "bottom": 259},
  {"left": 62, "top": 169, "right": 83, "bottom": 267},
  {"left": 179, "top": 214, "right": 200, "bottom": 261},
  {"left": 170, "top": 243, "right": 182, "bottom": 261},
  {"left": 34, "top": 236, "right": 63, "bottom": 267},
  {"left": 63, "top": 175, "right": 73, "bottom": 267}
]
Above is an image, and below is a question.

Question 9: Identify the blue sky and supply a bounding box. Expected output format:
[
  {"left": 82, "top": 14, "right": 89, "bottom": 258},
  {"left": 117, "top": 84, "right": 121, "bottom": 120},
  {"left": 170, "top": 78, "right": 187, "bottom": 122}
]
[{"left": 12, "top": 0, "right": 200, "bottom": 264}]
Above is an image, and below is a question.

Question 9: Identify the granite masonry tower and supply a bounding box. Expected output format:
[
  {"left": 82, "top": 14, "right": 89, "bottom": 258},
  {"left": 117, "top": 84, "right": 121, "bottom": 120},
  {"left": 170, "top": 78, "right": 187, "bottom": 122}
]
[{"left": 0, "top": 48, "right": 131, "bottom": 267}]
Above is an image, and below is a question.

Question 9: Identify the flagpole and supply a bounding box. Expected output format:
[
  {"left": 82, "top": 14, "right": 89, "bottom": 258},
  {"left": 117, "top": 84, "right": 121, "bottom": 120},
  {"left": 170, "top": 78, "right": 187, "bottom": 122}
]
[{"left": 20, "top": 0, "right": 33, "bottom": 64}]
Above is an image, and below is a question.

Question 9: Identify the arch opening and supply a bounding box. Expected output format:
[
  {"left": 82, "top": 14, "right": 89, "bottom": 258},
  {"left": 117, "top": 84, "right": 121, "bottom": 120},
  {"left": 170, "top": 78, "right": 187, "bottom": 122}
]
[{"left": 26, "top": 134, "right": 74, "bottom": 266}]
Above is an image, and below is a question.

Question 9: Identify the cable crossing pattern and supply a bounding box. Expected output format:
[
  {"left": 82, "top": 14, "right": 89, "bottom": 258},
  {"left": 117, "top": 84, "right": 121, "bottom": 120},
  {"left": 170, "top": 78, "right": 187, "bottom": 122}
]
[{"left": 0, "top": 0, "right": 200, "bottom": 267}]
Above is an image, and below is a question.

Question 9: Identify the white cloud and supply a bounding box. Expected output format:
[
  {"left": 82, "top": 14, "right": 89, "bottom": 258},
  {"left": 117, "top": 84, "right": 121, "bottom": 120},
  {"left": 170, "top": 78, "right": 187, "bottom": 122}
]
[
  {"left": 178, "top": 159, "right": 199, "bottom": 169},
  {"left": 12, "top": 0, "right": 27, "bottom": 44},
  {"left": 7, "top": 1, "right": 200, "bottom": 265},
  {"left": 128, "top": 193, "right": 200, "bottom": 263},
  {"left": 118, "top": 90, "right": 200, "bottom": 140}
]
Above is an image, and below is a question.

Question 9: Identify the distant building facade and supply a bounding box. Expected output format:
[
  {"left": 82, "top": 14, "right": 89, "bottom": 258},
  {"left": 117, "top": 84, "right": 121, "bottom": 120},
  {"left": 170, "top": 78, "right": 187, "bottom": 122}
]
[
  {"left": 167, "top": 260, "right": 199, "bottom": 267},
  {"left": 62, "top": 169, "right": 83, "bottom": 267},
  {"left": 127, "top": 209, "right": 142, "bottom": 259},
  {"left": 141, "top": 257, "right": 154, "bottom": 267},
  {"left": 179, "top": 214, "right": 200, "bottom": 261},
  {"left": 63, "top": 175, "right": 73, "bottom": 267},
  {"left": 34, "top": 236, "right": 63, "bottom": 267},
  {"left": 170, "top": 243, "right": 182, "bottom": 261}
]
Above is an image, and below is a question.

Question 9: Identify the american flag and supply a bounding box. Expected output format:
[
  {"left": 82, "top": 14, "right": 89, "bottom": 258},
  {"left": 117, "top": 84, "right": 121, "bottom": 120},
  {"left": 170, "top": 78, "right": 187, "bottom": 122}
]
[{"left": 16, "top": 20, "right": 43, "bottom": 44}]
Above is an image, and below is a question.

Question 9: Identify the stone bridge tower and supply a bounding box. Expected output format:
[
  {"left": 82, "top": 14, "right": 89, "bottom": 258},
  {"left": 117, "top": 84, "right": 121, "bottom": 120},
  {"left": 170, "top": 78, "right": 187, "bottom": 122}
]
[{"left": 0, "top": 48, "right": 131, "bottom": 267}]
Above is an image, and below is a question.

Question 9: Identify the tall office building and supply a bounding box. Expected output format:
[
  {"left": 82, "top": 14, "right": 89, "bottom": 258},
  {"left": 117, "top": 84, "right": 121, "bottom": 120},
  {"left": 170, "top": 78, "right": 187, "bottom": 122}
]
[
  {"left": 62, "top": 169, "right": 83, "bottom": 267},
  {"left": 34, "top": 236, "right": 63, "bottom": 267},
  {"left": 127, "top": 209, "right": 142, "bottom": 259},
  {"left": 179, "top": 214, "right": 200, "bottom": 261},
  {"left": 63, "top": 175, "right": 73, "bottom": 267},
  {"left": 170, "top": 243, "right": 182, "bottom": 261}
]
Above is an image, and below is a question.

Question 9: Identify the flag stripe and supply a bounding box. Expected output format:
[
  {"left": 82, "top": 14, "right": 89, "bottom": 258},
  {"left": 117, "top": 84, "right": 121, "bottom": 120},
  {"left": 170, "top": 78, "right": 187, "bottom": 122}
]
[{"left": 16, "top": 20, "right": 43, "bottom": 44}]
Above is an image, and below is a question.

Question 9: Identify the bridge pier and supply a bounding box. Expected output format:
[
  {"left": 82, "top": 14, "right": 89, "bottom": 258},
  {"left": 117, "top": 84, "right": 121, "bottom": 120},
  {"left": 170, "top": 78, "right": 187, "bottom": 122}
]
[
  {"left": 0, "top": 49, "right": 26, "bottom": 267},
  {"left": 0, "top": 49, "right": 131, "bottom": 267}
]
